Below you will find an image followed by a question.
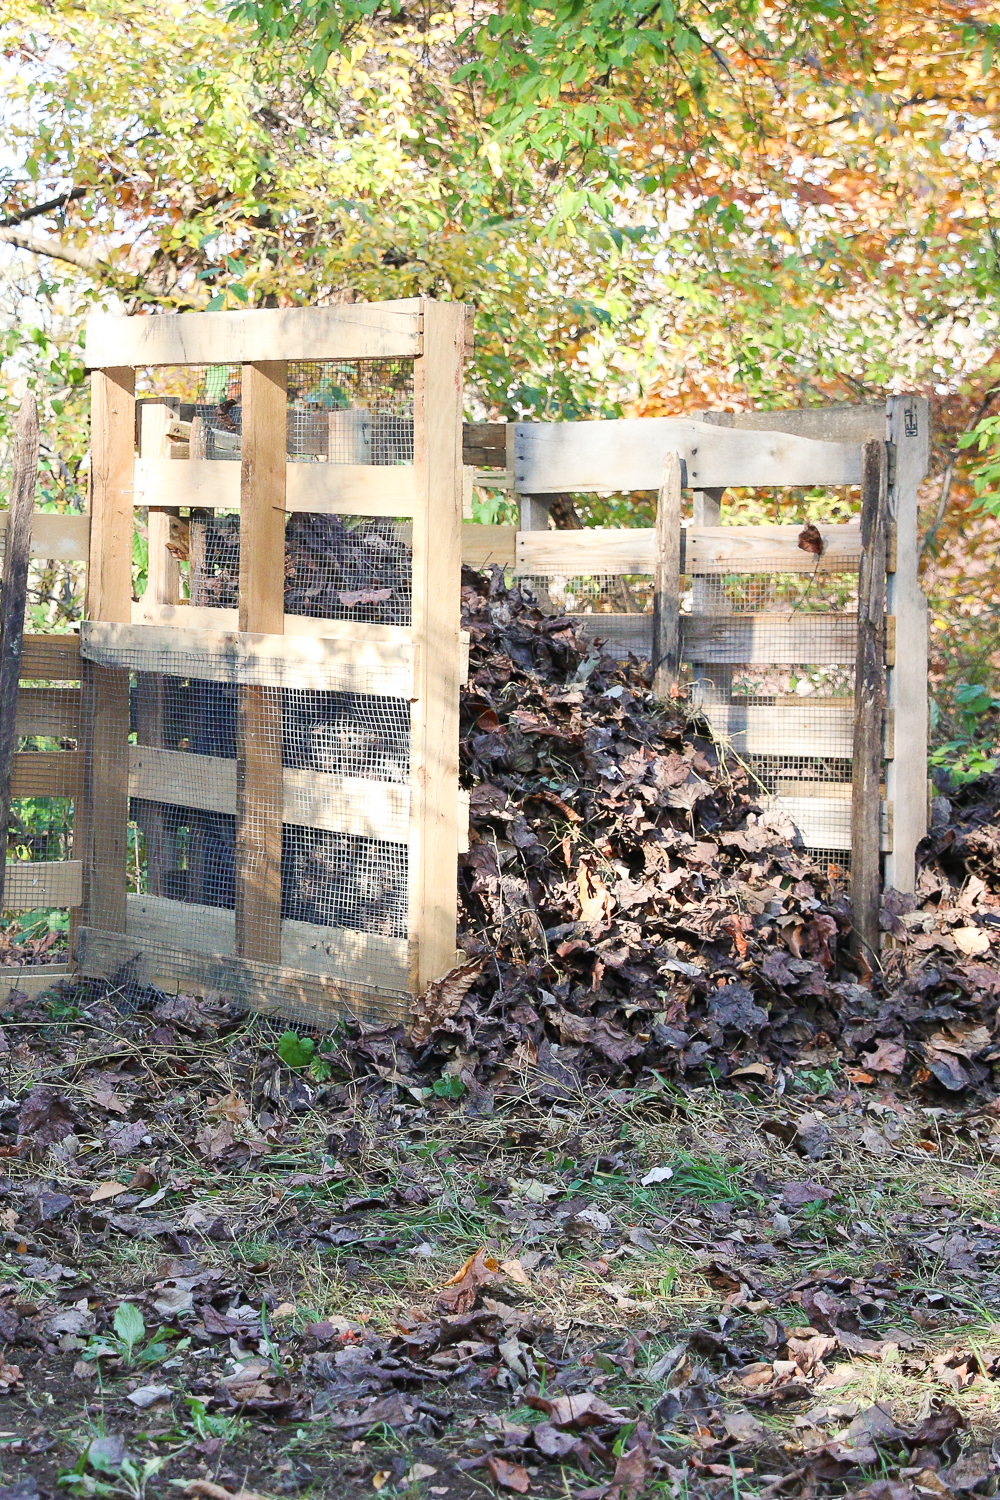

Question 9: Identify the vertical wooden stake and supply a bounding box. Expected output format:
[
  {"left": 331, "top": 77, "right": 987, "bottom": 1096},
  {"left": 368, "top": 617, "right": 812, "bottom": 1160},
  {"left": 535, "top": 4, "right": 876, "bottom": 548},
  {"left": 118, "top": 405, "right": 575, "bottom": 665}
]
[
  {"left": 83, "top": 367, "right": 135, "bottom": 936},
  {"left": 235, "top": 361, "right": 286, "bottom": 965},
  {"left": 409, "top": 301, "right": 466, "bottom": 994},
  {"left": 851, "top": 439, "right": 889, "bottom": 963},
  {"left": 652, "top": 451, "right": 682, "bottom": 700},
  {"left": 884, "top": 395, "right": 930, "bottom": 893},
  {"left": 141, "top": 402, "right": 181, "bottom": 609},
  {"left": 0, "top": 396, "right": 39, "bottom": 913},
  {"left": 690, "top": 486, "right": 729, "bottom": 707}
]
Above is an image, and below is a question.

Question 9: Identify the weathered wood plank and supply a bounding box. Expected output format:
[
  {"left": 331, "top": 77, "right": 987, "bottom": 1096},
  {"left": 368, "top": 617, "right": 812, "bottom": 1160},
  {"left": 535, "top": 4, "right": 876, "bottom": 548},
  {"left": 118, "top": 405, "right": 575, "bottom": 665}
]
[
  {"left": 883, "top": 396, "right": 930, "bottom": 894},
  {"left": 235, "top": 361, "right": 286, "bottom": 965},
  {"left": 86, "top": 304, "right": 421, "bottom": 367},
  {"left": 652, "top": 452, "right": 682, "bottom": 699},
  {"left": 11, "top": 751, "right": 86, "bottom": 797},
  {"left": 0, "top": 397, "right": 39, "bottom": 913},
  {"left": 84, "top": 366, "right": 134, "bottom": 938},
  {"left": 682, "top": 613, "right": 860, "bottom": 664},
  {"left": 77, "top": 925, "right": 408, "bottom": 1027},
  {"left": 122, "top": 894, "right": 409, "bottom": 991},
  {"left": 15, "top": 687, "right": 82, "bottom": 738},
  {"left": 134, "top": 459, "right": 419, "bottom": 516},
  {"left": 461, "top": 524, "right": 517, "bottom": 569},
  {"left": 0, "top": 512, "right": 90, "bottom": 563},
  {"left": 83, "top": 620, "right": 413, "bottom": 695},
  {"left": 3, "top": 860, "right": 83, "bottom": 908},
  {"left": 408, "top": 300, "right": 465, "bottom": 993},
  {"left": 128, "top": 745, "right": 410, "bottom": 841},
  {"left": 20, "top": 635, "right": 81, "bottom": 680},
  {"left": 515, "top": 524, "right": 862, "bottom": 577},
  {"left": 701, "top": 703, "right": 857, "bottom": 759},
  {"left": 462, "top": 423, "right": 508, "bottom": 469},
  {"left": 770, "top": 795, "right": 891, "bottom": 852},
  {"left": 851, "top": 440, "right": 889, "bottom": 962},
  {"left": 514, "top": 417, "right": 863, "bottom": 493},
  {"left": 701, "top": 405, "right": 886, "bottom": 445},
  {"left": 0, "top": 965, "right": 70, "bottom": 997}
]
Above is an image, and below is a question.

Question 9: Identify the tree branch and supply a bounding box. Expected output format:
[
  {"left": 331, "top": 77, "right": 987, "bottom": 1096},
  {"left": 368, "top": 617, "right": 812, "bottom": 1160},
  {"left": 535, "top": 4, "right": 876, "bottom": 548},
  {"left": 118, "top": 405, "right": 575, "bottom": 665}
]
[
  {"left": 0, "top": 186, "right": 90, "bottom": 229},
  {"left": 0, "top": 225, "right": 199, "bottom": 306}
]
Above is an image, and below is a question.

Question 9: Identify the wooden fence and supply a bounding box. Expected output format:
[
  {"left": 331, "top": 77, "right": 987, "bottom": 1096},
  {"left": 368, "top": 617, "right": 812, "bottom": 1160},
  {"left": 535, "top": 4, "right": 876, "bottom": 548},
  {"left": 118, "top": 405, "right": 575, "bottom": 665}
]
[{"left": 0, "top": 336, "right": 927, "bottom": 1007}]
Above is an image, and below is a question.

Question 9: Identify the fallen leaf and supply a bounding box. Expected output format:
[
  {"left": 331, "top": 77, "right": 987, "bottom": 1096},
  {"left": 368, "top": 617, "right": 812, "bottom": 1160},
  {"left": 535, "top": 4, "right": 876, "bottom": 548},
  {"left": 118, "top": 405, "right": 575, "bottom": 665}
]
[
  {"left": 724, "top": 1411, "right": 766, "bottom": 1443},
  {"left": 436, "top": 1248, "right": 499, "bottom": 1314},
  {"left": 127, "top": 1384, "right": 172, "bottom": 1408},
  {"left": 864, "top": 1039, "right": 906, "bottom": 1074},
  {"left": 106, "top": 1119, "right": 148, "bottom": 1157},
  {"left": 641, "top": 1165, "right": 674, "bottom": 1186},
  {"left": 90, "top": 1181, "right": 128, "bottom": 1203},
  {"left": 606, "top": 1437, "right": 648, "bottom": 1500},
  {"left": 953, "top": 927, "right": 990, "bottom": 957},
  {"left": 500, "top": 1259, "right": 531, "bottom": 1285},
  {"left": 487, "top": 1457, "right": 530, "bottom": 1493},
  {"left": 408, "top": 960, "right": 484, "bottom": 1048}
]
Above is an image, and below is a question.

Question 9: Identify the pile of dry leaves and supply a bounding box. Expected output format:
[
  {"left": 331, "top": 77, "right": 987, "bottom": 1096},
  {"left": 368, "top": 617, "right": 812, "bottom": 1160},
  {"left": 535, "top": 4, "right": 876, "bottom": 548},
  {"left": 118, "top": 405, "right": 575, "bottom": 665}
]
[{"left": 403, "top": 568, "right": 1000, "bottom": 1101}]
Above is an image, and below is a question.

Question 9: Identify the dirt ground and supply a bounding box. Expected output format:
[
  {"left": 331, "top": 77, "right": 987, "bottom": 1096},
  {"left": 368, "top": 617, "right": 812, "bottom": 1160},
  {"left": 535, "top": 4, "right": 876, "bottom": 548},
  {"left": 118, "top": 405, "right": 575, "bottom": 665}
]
[{"left": 0, "top": 983, "right": 996, "bottom": 1500}]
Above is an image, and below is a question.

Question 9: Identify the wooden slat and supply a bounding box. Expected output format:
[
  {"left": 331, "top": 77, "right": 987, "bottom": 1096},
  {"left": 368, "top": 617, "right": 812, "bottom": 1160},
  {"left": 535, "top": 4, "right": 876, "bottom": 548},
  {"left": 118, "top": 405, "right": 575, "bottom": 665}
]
[
  {"left": 11, "top": 751, "right": 85, "bottom": 797},
  {"left": 701, "top": 405, "right": 886, "bottom": 445},
  {"left": 84, "top": 366, "right": 134, "bottom": 937},
  {"left": 770, "top": 795, "right": 891, "bottom": 853},
  {"left": 408, "top": 300, "right": 465, "bottom": 993},
  {"left": 0, "top": 512, "right": 90, "bottom": 563},
  {"left": 462, "top": 423, "right": 508, "bottom": 469},
  {"left": 76, "top": 926, "right": 408, "bottom": 1027},
  {"left": 85, "top": 304, "right": 421, "bottom": 367},
  {"left": 682, "top": 613, "right": 859, "bottom": 664},
  {"left": 461, "top": 524, "right": 517, "bottom": 569},
  {"left": 21, "top": 634, "right": 81, "bottom": 680},
  {"left": 121, "top": 894, "right": 409, "bottom": 992},
  {"left": 82, "top": 620, "right": 413, "bottom": 695},
  {"left": 515, "top": 524, "right": 862, "bottom": 577},
  {"left": 851, "top": 440, "right": 889, "bottom": 961},
  {"left": 652, "top": 452, "right": 682, "bottom": 699},
  {"left": 701, "top": 703, "right": 856, "bottom": 759},
  {"left": 130, "top": 602, "right": 414, "bottom": 651},
  {"left": 134, "top": 459, "right": 419, "bottom": 516},
  {"left": 884, "top": 397, "right": 929, "bottom": 894},
  {"left": 3, "top": 860, "right": 83, "bottom": 908},
  {"left": 514, "top": 417, "right": 863, "bottom": 493},
  {"left": 234, "top": 361, "right": 286, "bottom": 965},
  {"left": 16, "top": 687, "right": 82, "bottom": 738},
  {"left": 128, "top": 745, "right": 410, "bottom": 842},
  {"left": 0, "top": 965, "right": 70, "bottom": 997}
]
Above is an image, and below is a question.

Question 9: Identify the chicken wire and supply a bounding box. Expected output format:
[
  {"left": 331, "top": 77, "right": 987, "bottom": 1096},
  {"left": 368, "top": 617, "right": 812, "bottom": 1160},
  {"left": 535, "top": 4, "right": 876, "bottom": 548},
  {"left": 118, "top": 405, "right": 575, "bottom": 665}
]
[
  {"left": 136, "top": 360, "right": 414, "bottom": 465},
  {"left": 188, "top": 512, "right": 413, "bottom": 627},
  {"left": 77, "top": 638, "right": 412, "bottom": 1017}
]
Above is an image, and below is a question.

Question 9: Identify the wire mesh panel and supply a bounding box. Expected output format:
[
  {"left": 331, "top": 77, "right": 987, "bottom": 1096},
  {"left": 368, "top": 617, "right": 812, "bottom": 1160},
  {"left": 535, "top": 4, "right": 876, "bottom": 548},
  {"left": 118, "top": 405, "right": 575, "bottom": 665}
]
[
  {"left": 79, "top": 638, "right": 413, "bottom": 1016},
  {"left": 136, "top": 361, "right": 414, "bottom": 466},
  {"left": 187, "top": 512, "right": 414, "bottom": 627}
]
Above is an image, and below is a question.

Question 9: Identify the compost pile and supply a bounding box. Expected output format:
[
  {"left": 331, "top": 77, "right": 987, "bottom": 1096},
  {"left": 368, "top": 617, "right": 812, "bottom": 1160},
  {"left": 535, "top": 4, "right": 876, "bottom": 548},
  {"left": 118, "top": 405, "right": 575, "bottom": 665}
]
[{"left": 405, "top": 565, "right": 1000, "bottom": 1102}]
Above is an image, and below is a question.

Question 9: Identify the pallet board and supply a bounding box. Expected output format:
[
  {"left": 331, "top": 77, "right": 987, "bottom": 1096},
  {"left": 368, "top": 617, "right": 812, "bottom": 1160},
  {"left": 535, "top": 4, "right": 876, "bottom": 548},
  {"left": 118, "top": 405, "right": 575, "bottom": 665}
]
[
  {"left": 2, "top": 860, "right": 82, "bottom": 908},
  {"left": 515, "top": 524, "right": 862, "bottom": 577},
  {"left": 0, "top": 512, "right": 90, "bottom": 563},
  {"left": 514, "top": 417, "right": 863, "bottom": 493},
  {"left": 135, "top": 459, "right": 419, "bottom": 516}
]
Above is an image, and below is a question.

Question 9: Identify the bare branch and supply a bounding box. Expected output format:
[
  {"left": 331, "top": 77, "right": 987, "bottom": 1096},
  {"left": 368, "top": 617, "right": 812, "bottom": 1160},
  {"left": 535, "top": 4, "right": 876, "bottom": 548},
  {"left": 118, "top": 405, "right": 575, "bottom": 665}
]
[{"left": 0, "top": 225, "right": 200, "bottom": 306}]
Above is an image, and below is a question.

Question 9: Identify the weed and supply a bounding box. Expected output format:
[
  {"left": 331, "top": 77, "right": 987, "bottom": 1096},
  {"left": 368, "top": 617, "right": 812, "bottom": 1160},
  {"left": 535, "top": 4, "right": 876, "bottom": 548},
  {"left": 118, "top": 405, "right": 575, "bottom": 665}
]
[{"left": 82, "top": 1303, "right": 178, "bottom": 1370}]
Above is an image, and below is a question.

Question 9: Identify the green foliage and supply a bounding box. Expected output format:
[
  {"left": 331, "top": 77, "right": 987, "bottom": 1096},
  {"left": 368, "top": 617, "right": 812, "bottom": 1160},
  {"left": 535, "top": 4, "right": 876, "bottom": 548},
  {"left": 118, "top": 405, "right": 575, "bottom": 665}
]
[
  {"left": 277, "top": 1030, "right": 316, "bottom": 1069},
  {"left": 958, "top": 413, "right": 1000, "bottom": 515},
  {"left": 82, "top": 1301, "right": 176, "bottom": 1369},
  {"left": 655, "top": 1153, "right": 759, "bottom": 1205},
  {"left": 929, "top": 682, "right": 1000, "bottom": 786},
  {"left": 432, "top": 1074, "right": 466, "bottom": 1099}
]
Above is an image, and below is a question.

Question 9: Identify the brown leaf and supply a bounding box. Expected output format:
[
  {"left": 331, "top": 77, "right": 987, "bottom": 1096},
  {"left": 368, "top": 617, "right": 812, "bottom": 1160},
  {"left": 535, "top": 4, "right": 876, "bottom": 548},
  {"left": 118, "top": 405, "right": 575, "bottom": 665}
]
[
  {"left": 17, "top": 1087, "right": 75, "bottom": 1156},
  {"left": 578, "top": 856, "right": 613, "bottom": 926},
  {"left": 531, "top": 1391, "right": 628, "bottom": 1429},
  {"left": 436, "top": 1248, "right": 499, "bottom": 1314},
  {"left": 487, "top": 1457, "right": 531, "bottom": 1493},
  {"left": 864, "top": 1038, "right": 906, "bottom": 1074},
  {"left": 89, "top": 1180, "right": 128, "bottom": 1203},
  {"left": 196, "top": 1120, "right": 235, "bottom": 1160},
  {"left": 798, "top": 522, "right": 825, "bottom": 555},
  {"left": 408, "top": 960, "right": 484, "bottom": 1048},
  {"left": 606, "top": 1441, "right": 647, "bottom": 1500},
  {"left": 106, "top": 1119, "right": 148, "bottom": 1157}
]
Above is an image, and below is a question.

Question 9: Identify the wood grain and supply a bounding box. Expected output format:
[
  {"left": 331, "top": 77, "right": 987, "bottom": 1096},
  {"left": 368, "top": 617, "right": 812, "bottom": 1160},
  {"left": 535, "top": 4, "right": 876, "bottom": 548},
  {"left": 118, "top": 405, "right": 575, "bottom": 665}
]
[
  {"left": 652, "top": 452, "right": 681, "bottom": 699},
  {"left": 3, "top": 860, "right": 82, "bottom": 909},
  {"left": 135, "top": 458, "right": 419, "bottom": 516},
  {"left": 851, "top": 439, "right": 890, "bottom": 962},
  {"left": 408, "top": 300, "right": 466, "bottom": 993},
  {"left": 514, "top": 417, "right": 863, "bottom": 493},
  {"left": 86, "top": 303, "right": 421, "bottom": 367},
  {"left": 0, "top": 512, "right": 89, "bottom": 562},
  {"left": 515, "top": 523, "right": 863, "bottom": 577}
]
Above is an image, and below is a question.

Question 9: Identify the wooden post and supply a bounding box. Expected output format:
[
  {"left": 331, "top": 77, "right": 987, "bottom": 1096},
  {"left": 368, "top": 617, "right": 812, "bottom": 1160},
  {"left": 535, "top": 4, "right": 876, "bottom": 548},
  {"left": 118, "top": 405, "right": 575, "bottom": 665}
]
[
  {"left": 652, "top": 452, "right": 682, "bottom": 700},
  {"left": 851, "top": 439, "right": 889, "bottom": 962},
  {"left": 409, "top": 301, "right": 466, "bottom": 993},
  {"left": 690, "top": 487, "right": 728, "bottom": 708},
  {"left": 84, "top": 367, "right": 135, "bottom": 935},
  {"left": 884, "top": 396, "right": 929, "bottom": 893},
  {"left": 235, "top": 361, "right": 286, "bottom": 965},
  {"left": 141, "top": 402, "right": 181, "bottom": 609},
  {"left": 0, "top": 396, "right": 39, "bottom": 912}
]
